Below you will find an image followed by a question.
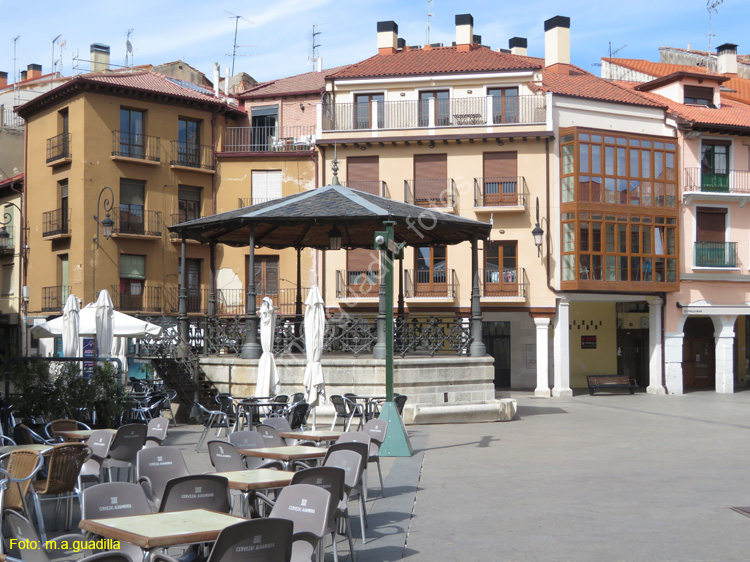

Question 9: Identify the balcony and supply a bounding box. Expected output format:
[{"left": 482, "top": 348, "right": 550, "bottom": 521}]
[
  {"left": 684, "top": 168, "right": 750, "bottom": 199},
  {"left": 405, "top": 269, "right": 457, "bottom": 299},
  {"left": 221, "top": 126, "right": 315, "bottom": 153},
  {"left": 112, "top": 207, "right": 162, "bottom": 238},
  {"left": 0, "top": 226, "right": 14, "bottom": 255},
  {"left": 169, "top": 213, "right": 201, "bottom": 240},
  {"left": 693, "top": 242, "right": 738, "bottom": 268},
  {"left": 336, "top": 270, "right": 381, "bottom": 299},
  {"left": 322, "top": 94, "right": 546, "bottom": 132},
  {"left": 474, "top": 177, "right": 528, "bottom": 209},
  {"left": 1, "top": 107, "right": 23, "bottom": 129},
  {"left": 479, "top": 268, "right": 528, "bottom": 299},
  {"left": 168, "top": 287, "right": 310, "bottom": 315},
  {"left": 46, "top": 133, "right": 71, "bottom": 165},
  {"left": 405, "top": 179, "right": 456, "bottom": 209},
  {"left": 112, "top": 131, "right": 161, "bottom": 162},
  {"left": 341, "top": 181, "right": 391, "bottom": 198},
  {"left": 111, "top": 285, "right": 162, "bottom": 313},
  {"left": 42, "top": 285, "right": 70, "bottom": 312},
  {"left": 170, "top": 141, "right": 215, "bottom": 171},
  {"left": 43, "top": 208, "right": 71, "bottom": 238}
]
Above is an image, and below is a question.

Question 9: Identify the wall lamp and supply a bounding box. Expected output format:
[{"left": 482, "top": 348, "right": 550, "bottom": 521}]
[
  {"left": 328, "top": 225, "right": 343, "bottom": 250},
  {"left": 94, "top": 186, "right": 115, "bottom": 248},
  {"left": 532, "top": 196, "right": 544, "bottom": 257}
]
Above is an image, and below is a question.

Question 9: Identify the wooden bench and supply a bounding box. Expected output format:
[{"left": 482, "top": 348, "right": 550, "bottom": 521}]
[{"left": 586, "top": 375, "right": 637, "bottom": 395}]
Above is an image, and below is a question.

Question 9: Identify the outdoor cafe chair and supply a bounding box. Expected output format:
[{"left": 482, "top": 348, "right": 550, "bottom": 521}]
[
  {"left": 291, "top": 392, "right": 305, "bottom": 404},
  {"left": 334, "top": 433, "right": 373, "bottom": 502},
  {"left": 161, "top": 389, "right": 178, "bottom": 427},
  {"left": 344, "top": 393, "right": 368, "bottom": 424},
  {"left": 323, "top": 444, "right": 368, "bottom": 543},
  {"left": 329, "top": 396, "right": 364, "bottom": 432},
  {"left": 4, "top": 510, "right": 133, "bottom": 562},
  {"left": 158, "top": 474, "right": 231, "bottom": 514},
  {"left": 257, "top": 425, "right": 316, "bottom": 470},
  {"left": 0, "top": 435, "right": 15, "bottom": 445},
  {"left": 144, "top": 417, "right": 170, "bottom": 447},
  {"left": 79, "top": 429, "right": 115, "bottom": 489},
  {"left": 13, "top": 423, "right": 54, "bottom": 446},
  {"left": 29, "top": 442, "right": 89, "bottom": 543},
  {"left": 1, "top": 448, "right": 44, "bottom": 516},
  {"left": 207, "top": 440, "right": 262, "bottom": 517},
  {"left": 136, "top": 446, "right": 190, "bottom": 510},
  {"left": 44, "top": 419, "right": 92, "bottom": 443},
  {"left": 104, "top": 423, "right": 148, "bottom": 482},
  {"left": 291, "top": 467, "right": 355, "bottom": 562},
  {"left": 363, "top": 419, "right": 388, "bottom": 497},
  {"left": 215, "top": 394, "right": 239, "bottom": 430},
  {"left": 227, "top": 431, "right": 284, "bottom": 471},
  {"left": 194, "top": 401, "right": 231, "bottom": 451}
]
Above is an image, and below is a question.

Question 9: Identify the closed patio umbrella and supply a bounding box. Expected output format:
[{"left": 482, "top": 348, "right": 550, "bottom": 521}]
[
  {"left": 255, "top": 297, "right": 279, "bottom": 397},
  {"left": 303, "top": 286, "right": 326, "bottom": 429},
  {"left": 62, "top": 294, "right": 80, "bottom": 357},
  {"left": 95, "top": 289, "right": 114, "bottom": 358}
]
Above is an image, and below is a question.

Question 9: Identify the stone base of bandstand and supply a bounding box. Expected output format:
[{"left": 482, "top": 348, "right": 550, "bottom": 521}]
[{"left": 199, "top": 355, "right": 516, "bottom": 424}]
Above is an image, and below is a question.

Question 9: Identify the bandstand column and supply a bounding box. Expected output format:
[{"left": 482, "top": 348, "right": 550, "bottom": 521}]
[
  {"left": 176, "top": 236, "right": 189, "bottom": 357},
  {"left": 208, "top": 242, "right": 217, "bottom": 317},
  {"left": 469, "top": 236, "right": 486, "bottom": 356},
  {"left": 241, "top": 226, "right": 262, "bottom": 359}
]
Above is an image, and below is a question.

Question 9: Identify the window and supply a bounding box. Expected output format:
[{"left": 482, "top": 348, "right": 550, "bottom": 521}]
[
  {"left": 354, "top": 93, "right": 384, "bottom": 129},
  {"left": 59, "top": 180, "right": 69, "bottom": 234},
  {"left": 178, "top": 258, "right": 202, "bottom": 312},
  {"left": 684, "top": 85, "right": 714, "bottom": 106},
  {"left": 701, "top": 140, "right": 730, "bottom": 191},
  {"left": 120, "top": 255, "right": 145, "bottom": 310},
  {"left": 482, "top": 152, "right": 518, "bottom": 205},
  {"left": 58, "top": 255, "right": 69, "bottom": 301},
  {"left": 119, "top": 179, "right": 145, "bottom": 234},
  {"left": 488, "top": 87, "right": 519, "bottom": 124},
  {"left": 695, "top": 207, "right": 732, "bottom": 267},
  {"left": 414, "top": 246, "right": 447, "bottom": 296},
  {"left": 250, "top": 105, "right": 278, "bottom": 151},
  {"left": 119, "top": 108, "right": 145, "bottom": 158},
  {"left": 413, "top": 154, "right": 449, "bottom": 206},
  {"left": 346, "top": 249, "right": 380, "bottom": 296},
  {"left": 251, "top": 170, "right": 282, "bottom": 204},
  {"left": 178, "top": 185, "right": 201, "bottom": 222},
  {"left": 251, "top": 256, "right": 279, "bottom": 309},
  {"left": 484, "top": 242, "right": 518, "bottom": 296},
  {"left": 419, "top": 90, "right": 450, "bottom": 127},
  {"left": 2, "top": 264, "right": 14, "bottom": 296},
  {"left": 178, "top": 118, "right": 201, "bottom": 166},
  {"left": 346, "top": 156, "right": 380, "bottom": 195}
]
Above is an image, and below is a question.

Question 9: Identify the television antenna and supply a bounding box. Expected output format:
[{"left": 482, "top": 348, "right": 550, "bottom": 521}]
[
  {"left": 310, "top": 24, "right": 322, "bottom": 70},
  {"left": 125, "top": 29, "right": 134, "bottom": 68},
  {"left": 426, "top": 0, "right": 434, "bottom": 45},
  {"left": 51, "top": 34, "right": 61, "bottom": 75},
  {"left": 591, "top": 42, "right": 627, "bottom": 78},
  {"left": 12, "top": 36, "right": 20, "bottom": 105},
  {"left": 225, "top": 11, "right": 254, "bottom": 75},
  {"left": 707, "top": 0, "right": 724, "bottom": 53}
]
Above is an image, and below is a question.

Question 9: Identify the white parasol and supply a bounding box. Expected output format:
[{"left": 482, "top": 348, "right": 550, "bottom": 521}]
[
  {"left": 111, "top": 336, "right": 129, "bottom": 374},
  {"left": 95, "top": 289, "right": 114, "bottom": 358},
  {"left": 31, "top": 304, "right": 162, "bottom": 339},
  {"left": 303, "top": 286, "right": 326, "bottom": 428},
  {"left": 255, "top": 297, "right": 280, "bottom": 397},
  {"left": 62, "top": 294, "right": 80, "bottom": 357}
]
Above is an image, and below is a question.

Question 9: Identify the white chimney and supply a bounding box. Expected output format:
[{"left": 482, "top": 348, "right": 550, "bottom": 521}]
[
  {"left": 544, "top": 16, "right": 571, "bottom": 73},
  {"left": 90, "top": 44, "right": 110, "bottom": 72},
  {"left": 213, "top": 63, "right": 220, "bottom": 97},
  {"left": 717, "top": 43, "right": 738, "bottom": 74},
  {"left": 377, "top": 21, "right": 398, "bottom": 55},
  {"left": 509, "top": 37, "right": 528, "bottom": 57},
  {"left": 456, "top": 14, "right": 474, "bottom": 52},
  {"left": 317, "top": 57, "right": 323, "bottom": 72}
]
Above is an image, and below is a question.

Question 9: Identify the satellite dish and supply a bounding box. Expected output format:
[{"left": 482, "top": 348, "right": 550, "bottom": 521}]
[{"left": 127, "top": 40, "right": 133, "bottom": 53}]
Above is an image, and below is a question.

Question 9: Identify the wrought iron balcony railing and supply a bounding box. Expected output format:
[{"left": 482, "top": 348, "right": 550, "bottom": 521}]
[
  {"left": 166, "top": 287, "right": 310, "bottom": 316},
  {"left": 170, "top": 141, "right": 215, "bottom": 170},
  {"left": 112, "top": 130, "right": 161, "bottom": 161},
  {"left": 221, "top": 126, "right": 315, "bottom": 153},
  {"left": 111, "top": 285, "right": 162, "bottom": 312},
  {"left": 479, "top": 268, "right": 528, "bottom": 298},
  {"left": 404, "top": 268, "right": 457, "bottom": 298},
  {"left": 336, "top": 270, "right": 381, "bottom": 299},
  {"left": 693, "top": 241, "right": 737, "bottom": 268},
  {"left": 112, "top": 207, "right": 162, "bottom": 237},
  {"left": 43, "top": 208, "right": 71, "bottom": 237},
  {"left": 684, "top": 168, "right": 750, "bottom": 194},
  {"left": 42, "top": 285, "right": 70, "bottom": 312},
  {"left": 474, "top": 176, "right": 528, "bottom": 207},
  {"left": 405, "top": 179, "right": 456, "bottom": 208},
  {"left": 1, "top": 107, "right": 23, "bottom": 129},
  {"left": 322, "top": 94, "right": 546, "bottom": 132},
  {"left": 341, "top": 180, "right": 391, "bottom": 198},
  {"left": 46, "top": 133, "right": 71, "bottom": 163},
  {"left": 169, "top": 213, "right": 200, "bottom": 239}
]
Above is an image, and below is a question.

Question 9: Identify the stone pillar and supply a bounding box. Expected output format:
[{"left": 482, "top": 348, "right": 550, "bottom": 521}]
[
  {"left": 715, "top": 316, "right": 737, "bottom": 394},
  {"left": 373, "top": 248, "right": 387, "bottom": 359},
  {"left": 176, "top": 237, "right": 190, "bottom": 358},
  {"left": 664, "top": 332, "right": 684, "bottom": 395},
  {"left": 552, "top": 298, "right": 572, "bottom": 397},
  {"left": 208, "top": 242, "right": 217, "bottom": 317},
  {"left": 647, "top": 297, "right": 665, "bottom": 394},
  {"left": 241, "top": 226, "right": 262, "bottom": 359},
  {"left": 534, "top": 317, "right": 551, "bottom": 397},
  {"left": 469, "top": 236, "right": 486, "bottom": 357}
]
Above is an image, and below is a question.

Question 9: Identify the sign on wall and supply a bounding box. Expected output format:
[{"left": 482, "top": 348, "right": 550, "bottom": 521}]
[{"left": 581, "top": 335, "right": 597, "bottom": 349}]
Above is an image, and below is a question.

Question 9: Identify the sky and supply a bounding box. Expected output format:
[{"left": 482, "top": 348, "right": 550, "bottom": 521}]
[{"left": 1, "top": 0, "right": 748, "bottom": 86}]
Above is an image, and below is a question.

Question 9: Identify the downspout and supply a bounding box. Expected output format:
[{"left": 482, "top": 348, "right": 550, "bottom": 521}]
[
  {"left": 545, "top": 137, "right": 556, "bottom": 294},
  {"left": 20, "top": 121, "right": 29, "bottom": 355},
  {"left": 211, "top": 110, "right": 219, "bottom": 214}
]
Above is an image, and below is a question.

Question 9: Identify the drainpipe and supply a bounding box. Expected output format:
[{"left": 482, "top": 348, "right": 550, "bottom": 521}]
[{"left": 211, "top": 111, "right": 219, "bottom": 214}]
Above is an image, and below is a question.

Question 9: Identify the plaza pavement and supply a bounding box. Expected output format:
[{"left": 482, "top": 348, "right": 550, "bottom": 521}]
[{"left": 21, "top": 389, "right": 750, "bottom": 561}]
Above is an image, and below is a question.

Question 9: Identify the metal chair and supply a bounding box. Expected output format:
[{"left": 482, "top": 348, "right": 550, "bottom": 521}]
[
  {"left": 329, "top": 395, "right": 365, "bottom": 432},
  {"left": 13, "top": 423, "right": 53, "bottom": 445},
  {"left": 1, "top": 449, "right": 44, "bottom": 515},
  {"left": 344, "top": 393, "right": 368, "bottom": 425},
  {"left": 44, "top": 419, "right": 92, "bottom": 443},
  {"left": 104, "top": 423, "right": 148, "bottom": 482},
  {"left": 194, "top": 401, "right": 231, "bottom": 451},
  {"left": 29, "top": 442, "right": 89, "bottom": 543},
  {"left": 161, "top": 388, "right": 178, "bottom": 426},
  {"left": 136, "top": 446, "right": 190, "bottom": 509},
  {"left": 0, "top": 435, "right": 15, "bottom": 445},
  {"left": 363, "top": 418, "right": 388, "bottom": 497},
  {"left": 215, "top": 394, "right": 239, "bottom": 430},
  {"left": 158, "top": 474, "right": 231, "bottom": 514},
  {"left": 287, "top": 401, "right": 311, "bottom": 430},
  {"left": 323, "top": 444, "right": 369, "bottom": 543}
]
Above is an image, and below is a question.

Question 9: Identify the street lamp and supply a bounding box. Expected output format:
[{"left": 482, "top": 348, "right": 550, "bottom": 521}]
[
  {"left": 0, "top": 201, "right": 23, "bottom": 401},
  {"left": 0, "top": 202, "right": 21, "bottom": 249},
  {"left": 328, "top": 225, "right": 343, "bottom": 251},
  {"left": 94, "top": 186, "right": 115, "bottom": 248},
  {"left": 532, "top": 197, "right": 544, "bottom": 257}
]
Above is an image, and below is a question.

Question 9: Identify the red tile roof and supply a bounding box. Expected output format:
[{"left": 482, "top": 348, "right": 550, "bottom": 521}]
[
  {"left": 329, "top": 45, "right": 542, "bottom": 79},
  {"left": 238, "top": 66, "right": 351, "bottom": 98}
]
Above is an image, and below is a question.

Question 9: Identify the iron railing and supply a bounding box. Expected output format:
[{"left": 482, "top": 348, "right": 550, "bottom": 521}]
[
  {"left": 322, "top": 94, "right": 546, "bottom": 131},
  {"left": 479, "top": 268, "right": 528, "bottom": 298},
  {"left": 111, "top": 285, "right": 163, "bottom": 312},
  {"left": 46, "top": 133, "right": 71, "bottom": 163},
  {"left": 169, "top": 213, "right": 200, "bottom": 239},
  {"left": 341, "top": 180, "right": 390, "bottom": 198},
  {"left": 693, "top": 242, "right": 737, "bottom": 268},
  {"left": 404, "top": 269, "right": 457, "bottom": 298},
  {"left": 336, "top": 270, "right": 381, "bottom": 299},
  {"left": 221, "top": 126, "right": 315, "bottom": 153},
  {"left": 167, "top": 287, "right": 208, "bottom": 314},
  {"left": 684, "top": 167, "right": 750, "bottom": 194},
  {"left": 112, "top": 130, "right": 161, "bottom": 161},
  {"left": 474, "top": 176, "right": 528, "bottom": 207},
  {"left": 0, "top": 225, "right": 13, "bottom": 255},
  {"left": 42, "top": 285, "right": 70, "bottom": 312},
  {"left": 1, "top": 107, "right": 23, "bottom": 129},
  {"left": 42, "top": 208, "right": 70, "bottom": 237},
  {"left": 166, "top": 287, "right": 310, "bottom": 316},
  {"left": 170, "top": 141, "right": 215, "bottom": 170},
  {"left": 404, "top": 178, "right": 457, "bottom": 208},
  {"left": 237, "top": 197, "right": 280, "bottom": 208},
  {"left": 112, "top": 207, "right": 162, "bottom": 237}
]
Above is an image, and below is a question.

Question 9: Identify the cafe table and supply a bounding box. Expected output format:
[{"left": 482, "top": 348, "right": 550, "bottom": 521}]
[
  {"left": 55, "top": 428, "right": 117, "bottom": 441},
  {"left": 238, "top": 446, "right": 326, "bottom": 470},
  {"left": 350, "top": 395, "right": 386, "bottom": 421},
  {"left": 79, "top": 508, "right": 245, "bottom": 551},
  {"left": 0, "top": 443, "right": 53, "bottom": 455},
  {"left": 213, "top": 468, "right": 295, "bottom": 518},
  {"left": 278, "top": 429, "right": 344, "bottom": 445},
  {"left": 234, "top": 399, "right": 287, "bottom": 431}
]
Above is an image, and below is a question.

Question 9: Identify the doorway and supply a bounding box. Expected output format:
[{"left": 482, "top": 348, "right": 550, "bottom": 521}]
[
  {"left": 617, "top": 329, "right": 648, "bottom": 389},
  {"left": 683, "top": 316, "right": 715, "bottom": 390},
  {"left": 483, "top": 321, "right": 510, "bottom": 387}
]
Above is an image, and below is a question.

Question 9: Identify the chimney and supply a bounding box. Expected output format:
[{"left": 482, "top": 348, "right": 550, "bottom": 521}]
[
  {"left": 456, "top": 14, "right": 474, "bottom": 52},
  {"left": 90, "top": 44, "right": 110, "bottom": 72},
  {"left": 317, "top": 57, "right": 323, "bottom": 72},
  {"left": 27, "top": 64, "right": 42, "bottom": 80},
  {"left": 717, "top": 43, "right": 738, "bottom": 74},
  {"left": 509, "top": 37, "right": 528, "bottom": 57},
  {"left": 377, "top": 21, "right": 398, "bottom": 55},
  {"left": 0, "top": 72, "right": 7, "bottom": 88},
  {"left": 544, "top": 16, "right": 571, "bottom": 74},
  {"left": 20, "top": 70, "right": 27, "bottom": 81},
  {"left": 213, "top": 63, "right": 220, "bottom": 97},
  {"left": 398, "top": 38, "right": 406, "bottom": 50}
]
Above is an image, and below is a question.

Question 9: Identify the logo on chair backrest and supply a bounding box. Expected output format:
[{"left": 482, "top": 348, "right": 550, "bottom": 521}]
[
  {"left": 218, "top": 446, "right": 224, "bottom": 454},
  {"left": 111, "top": 496, "right": 118, "bottom": 504},
  {"left": 195, "top": 487, "right": 202, "bottom": 494},
  {"left": 157, "top": 456, "right": 163, "bottom": 462},
  {"left": 316, "top": 478, "right": 323, "bottom": 485},
  {"left": 301, "top": 499, "right": 307, "bottom": 507},
  {"left": 253, "top": 535, "right": 262, "bottom": 544}
]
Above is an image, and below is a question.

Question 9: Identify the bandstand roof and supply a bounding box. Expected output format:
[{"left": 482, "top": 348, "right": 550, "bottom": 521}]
[{"left": 169, "top": 181, "right": 492, "bottom": 249}]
